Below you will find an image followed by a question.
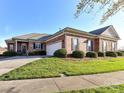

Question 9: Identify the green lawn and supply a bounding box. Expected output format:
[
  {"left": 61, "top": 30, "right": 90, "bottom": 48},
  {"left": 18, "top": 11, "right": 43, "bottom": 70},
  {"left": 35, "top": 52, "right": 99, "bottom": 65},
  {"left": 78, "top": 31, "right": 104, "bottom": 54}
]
[
  {"left": 1, "top": 57, "right": 124, "bottom": 80},
  {"left": 58, "top": 84, "right": 124, "bottom": 93}
]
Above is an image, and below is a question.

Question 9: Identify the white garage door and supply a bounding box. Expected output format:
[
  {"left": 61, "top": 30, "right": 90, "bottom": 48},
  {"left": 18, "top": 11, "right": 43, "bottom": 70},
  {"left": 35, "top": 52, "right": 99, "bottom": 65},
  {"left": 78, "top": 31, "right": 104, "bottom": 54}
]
[{"left": 46, "top": 41, "right": 62, "bottom": 56}]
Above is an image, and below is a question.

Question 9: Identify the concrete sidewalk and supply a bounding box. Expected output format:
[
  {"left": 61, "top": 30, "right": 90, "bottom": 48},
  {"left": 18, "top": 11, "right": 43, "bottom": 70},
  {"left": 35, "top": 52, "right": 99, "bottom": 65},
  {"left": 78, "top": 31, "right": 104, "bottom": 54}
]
[{"left": 1, "top": 71, "right": 124, "bottom": 93}]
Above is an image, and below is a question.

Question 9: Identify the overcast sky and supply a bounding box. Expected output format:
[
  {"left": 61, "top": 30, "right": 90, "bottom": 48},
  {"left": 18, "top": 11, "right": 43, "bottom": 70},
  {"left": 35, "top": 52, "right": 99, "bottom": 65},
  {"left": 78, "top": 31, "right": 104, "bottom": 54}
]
[{"left": 0, "top": 0, "right": 123, "bottom": 49}]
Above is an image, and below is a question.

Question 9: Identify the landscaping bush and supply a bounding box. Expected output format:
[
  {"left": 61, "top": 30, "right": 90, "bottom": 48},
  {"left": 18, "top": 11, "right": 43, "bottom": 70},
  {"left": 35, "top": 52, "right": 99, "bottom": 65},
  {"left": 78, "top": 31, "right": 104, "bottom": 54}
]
[
  {"left": 106, "top": 51, "right": 117, "bottom": 57},
  {"left": 120, "top": 51, "right": 124, "bottom": 53},
  {"left": 28, "top": 50, "right": 46, "bottom": 56},
  {"left": 86, "top": 52, "right": 98, "bottom": 58},
  {"left": 3, "top": 51, "right": 17, "bottom": 56},
  {"left": 116, "top": 51, "right": 123, "bottom": 56},
  {"left": 72, "top": 50, "right": 84, "bottom": 58},
  {"left": 98, "top": 52, "right": 105, "bottom": 57},
  {"left": 54, "top": 49, "right": 67, "bottom": 58},
  {"left": 17, "top": 52, "right": 23, "bottom": 56}
]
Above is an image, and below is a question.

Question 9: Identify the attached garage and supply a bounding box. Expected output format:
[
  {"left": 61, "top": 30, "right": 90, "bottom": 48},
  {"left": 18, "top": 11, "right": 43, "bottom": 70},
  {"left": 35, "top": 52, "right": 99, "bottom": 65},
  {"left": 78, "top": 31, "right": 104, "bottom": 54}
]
[{"left": 46, "top": 41, "right": 62, "bottom": 56}]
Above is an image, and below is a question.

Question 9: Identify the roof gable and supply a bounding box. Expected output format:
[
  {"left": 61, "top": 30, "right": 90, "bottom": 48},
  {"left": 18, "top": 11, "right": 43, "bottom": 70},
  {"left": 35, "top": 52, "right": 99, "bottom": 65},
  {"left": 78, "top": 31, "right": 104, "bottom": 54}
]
[
  {"left": 90, "top": 25, "right": 111, "bottom": 35},
  {"left": 90, "top": 25, "right": 120, "bottom": 40},
  {"left": 101, "top": 26, "right": 120, "bottom": 39}
]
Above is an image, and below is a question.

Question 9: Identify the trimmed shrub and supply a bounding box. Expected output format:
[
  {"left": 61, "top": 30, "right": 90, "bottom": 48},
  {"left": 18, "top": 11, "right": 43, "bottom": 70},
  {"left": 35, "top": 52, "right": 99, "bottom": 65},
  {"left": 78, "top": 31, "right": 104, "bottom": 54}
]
[
  {"left": 116, "top": 51, "right": 123, "bottom": 56},
  {"left": 106, "top": 51, "right": 117, "bottom": 57},
  {"left": 28, "top": 50, "right": 46, "bottom": 56},
  {"left": 17, "top": 52, "right": 23, "bottom": 56},
  {"left": 120, "top": 51, "right": 124, "bottom": 53},
  {"left": 3, "top": 51, "right": 17, "bottom": 56},
  {"left": 72, "top": 50, "right": 84, "bottom": 58},
  {"left": 98, "top": 52, "right": 105, "bottom": 57},
  {"left": 54, "top": 49, "right": 67, "bottom": 58},
  {"left": 86, "top": 52, "right": 98, "bottom": 58}
]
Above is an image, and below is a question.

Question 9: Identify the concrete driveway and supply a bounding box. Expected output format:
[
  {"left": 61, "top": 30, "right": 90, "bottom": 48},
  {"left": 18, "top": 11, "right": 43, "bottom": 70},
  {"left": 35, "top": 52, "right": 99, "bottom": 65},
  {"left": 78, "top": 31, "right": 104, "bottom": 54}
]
[{"left": 0, "top": 56, "right": 41, "bottom": 75}]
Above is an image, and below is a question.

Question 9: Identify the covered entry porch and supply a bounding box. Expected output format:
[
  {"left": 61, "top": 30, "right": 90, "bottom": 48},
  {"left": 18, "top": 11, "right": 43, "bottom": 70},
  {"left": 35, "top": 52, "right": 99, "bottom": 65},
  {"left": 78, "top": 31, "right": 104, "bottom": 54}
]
[
  {"left": 7, "top": 39, "right": 46, "bottom": 54},
  {"left": 7, "top": 40, "right": 29, "bottom": 54},
  {"left": 17, "top": 41, "right": 29, "bottom": 54}
]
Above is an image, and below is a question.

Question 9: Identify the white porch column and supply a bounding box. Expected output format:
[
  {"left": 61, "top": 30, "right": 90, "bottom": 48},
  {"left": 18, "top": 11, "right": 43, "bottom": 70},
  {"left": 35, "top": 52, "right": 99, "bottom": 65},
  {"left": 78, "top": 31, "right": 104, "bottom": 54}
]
[
  {"left": 15, "top": 40, "right": 17, "bottom": 52},
  {"left": 115, "top": 42, "right": 118, "bottom": 51}
]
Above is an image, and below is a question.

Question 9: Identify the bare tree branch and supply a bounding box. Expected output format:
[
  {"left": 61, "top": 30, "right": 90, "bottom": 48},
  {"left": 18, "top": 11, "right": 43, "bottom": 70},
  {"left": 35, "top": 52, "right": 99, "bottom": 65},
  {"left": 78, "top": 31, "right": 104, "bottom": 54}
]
[
  {"left": 101, "top": 0, "right": 124, "bottom": 23},
  {"left": 76, "top": 0, "right": 124, "bottom": 23}
]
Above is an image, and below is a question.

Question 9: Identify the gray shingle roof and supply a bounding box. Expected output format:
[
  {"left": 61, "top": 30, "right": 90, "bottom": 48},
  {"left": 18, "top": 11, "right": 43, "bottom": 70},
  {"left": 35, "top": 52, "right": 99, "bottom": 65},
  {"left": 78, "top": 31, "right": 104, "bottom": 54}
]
[
  {"left": 12, "top": 33, "right": 49, "bottom": 40},
  {"left": 90, "top": 25, "right": 111, "bottom": 35},
  {"left": 38, "top": 35, "right": 52, "bottom": 41},
  {"left": 64, "top": 27, "right": 97, "bottom": 36},
  {"left": 5, "top": 25, "right": 120, "bottom": 42}
]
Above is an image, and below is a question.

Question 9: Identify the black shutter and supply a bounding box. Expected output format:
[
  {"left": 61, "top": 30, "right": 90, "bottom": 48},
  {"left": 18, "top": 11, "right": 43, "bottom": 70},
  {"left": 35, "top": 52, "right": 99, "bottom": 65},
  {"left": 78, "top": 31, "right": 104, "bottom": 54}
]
[
  {"left": 33, "top": 43, "right": 35, "bottom": 49},
  {"left": 71, "top": 38, "right": 73, "bottom": 51},
  {"left": 86, "top": 40, "right": 88, "bottom": 51},
  {"left": 91, "top": 40, "right": 93, "bottom": 51},
  {"left": 41, "top": 44, "right": 43, "bottom": 49},
  {"left": 77, "top": 38, "right": 79, "bottom": 50}
]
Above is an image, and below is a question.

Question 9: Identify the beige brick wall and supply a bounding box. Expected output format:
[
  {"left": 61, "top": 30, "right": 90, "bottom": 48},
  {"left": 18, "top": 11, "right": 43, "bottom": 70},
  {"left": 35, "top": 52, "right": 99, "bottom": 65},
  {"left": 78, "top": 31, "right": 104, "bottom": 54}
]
[
  {"left": 28, "top": 42, "right": 34, "bottom": 52},
  {"left": 99, "top": 39, "right": 103, "bottom": 52},
  {"left": 99, "top": 39, "right": 117, "bottom": 52},
  {"left": 65, "top": 35, "right": 88, "bottom": 54},
  {"left": 94, "top": 39, "right": 99, "bottom": 52},
  {"left": 107, "top": 41, "right": 112, "bottom": 51}
]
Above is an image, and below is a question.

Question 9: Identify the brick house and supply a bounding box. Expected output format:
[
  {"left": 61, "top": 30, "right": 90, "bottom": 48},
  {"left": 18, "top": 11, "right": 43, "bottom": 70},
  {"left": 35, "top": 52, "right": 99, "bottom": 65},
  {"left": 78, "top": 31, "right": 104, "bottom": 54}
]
[{"left": 5, "top": 25, "right": 120, "bottom": 55}]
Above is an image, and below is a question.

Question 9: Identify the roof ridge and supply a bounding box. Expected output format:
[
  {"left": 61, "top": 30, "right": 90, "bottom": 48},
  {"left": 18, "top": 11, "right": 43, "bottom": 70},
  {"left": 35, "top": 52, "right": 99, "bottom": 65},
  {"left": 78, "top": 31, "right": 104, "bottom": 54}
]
[
  {"left": 65, "top": 27, "right": 87, "bottom": 33},
  {"left": 29, "top": 33, "right": 48, "bottom": 39},
  {"left": 89, "top": 25, "right": 112, "bottom": 35},
  {"left": 90, "top": 25, "right": 111, "bottom": 32},
  {"left": 13, "top": 33, "right": 48, "bottom": 39}
]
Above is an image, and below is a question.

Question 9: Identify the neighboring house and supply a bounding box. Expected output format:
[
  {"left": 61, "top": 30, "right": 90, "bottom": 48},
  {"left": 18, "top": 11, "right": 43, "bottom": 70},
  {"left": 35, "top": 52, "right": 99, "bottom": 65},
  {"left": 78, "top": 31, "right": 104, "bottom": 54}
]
[
  {"left": 0, "top": 47, "right": 7, "bottom": 54},
  {"left": 5, "top": 25, "right": 120, "bottom": 56}
]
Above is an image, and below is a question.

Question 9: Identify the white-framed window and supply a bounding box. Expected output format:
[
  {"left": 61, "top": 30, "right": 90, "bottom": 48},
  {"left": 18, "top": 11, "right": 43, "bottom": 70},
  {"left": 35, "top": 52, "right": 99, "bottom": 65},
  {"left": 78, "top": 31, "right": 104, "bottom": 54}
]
[
  {"left": 87, "top": 40, "right": 93, "bottom": 51},
  {"left": 88, "top": 40, "right": 91, "bottom": 51},
  {"left": 35, "top": 43, "right": 41, "bottom": 49},
  {"left": 112, "top": 42, "right": 116, "bottom": 51},
  {"left": 9, "top": 44, "right": 14, "bottom": 51},
  {"left": 106, "top": 41, "right": 108, "bottom": 51},
  {"left": 33, "top": 43, "right": 43, "bottom": 49},
  {"left": 71, "top": 38, "right": 79, "bottom": 51},
  {"left": 115, "top": 42, "right": 117, "bottom": 51},
  {"left": 103, "top": 41, "right": 107, "bottom": 52}
]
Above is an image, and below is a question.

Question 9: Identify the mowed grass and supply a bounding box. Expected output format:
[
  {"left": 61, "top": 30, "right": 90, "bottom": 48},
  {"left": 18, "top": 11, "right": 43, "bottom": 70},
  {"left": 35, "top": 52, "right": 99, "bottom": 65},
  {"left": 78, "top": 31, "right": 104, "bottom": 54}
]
[
  {"left": 58, "top": 84, "right": 124, "bottom": 93},
  {"left": 1, "top": 57, "right": 124, "bottom": 80}
]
